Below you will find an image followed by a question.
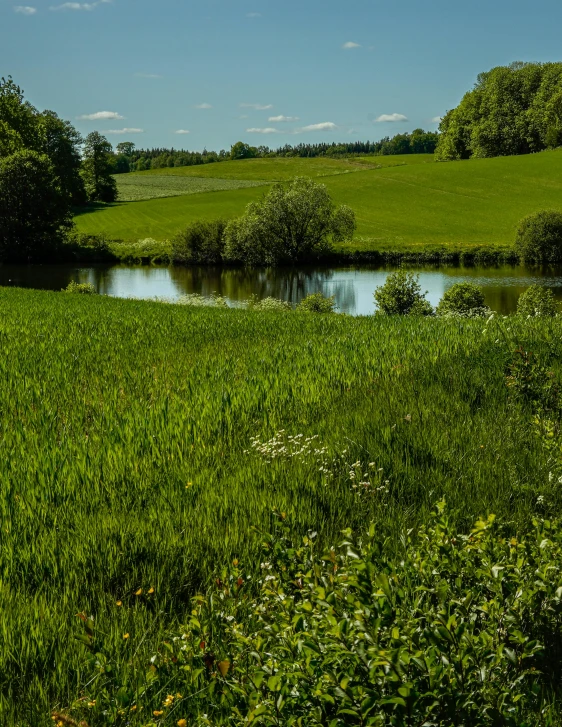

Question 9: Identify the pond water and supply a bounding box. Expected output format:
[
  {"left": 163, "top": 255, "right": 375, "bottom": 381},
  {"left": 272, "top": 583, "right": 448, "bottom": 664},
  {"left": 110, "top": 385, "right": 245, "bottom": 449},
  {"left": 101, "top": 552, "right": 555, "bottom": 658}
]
[{"left": 1, "top": 263, "right": 562, "bottom": 316}]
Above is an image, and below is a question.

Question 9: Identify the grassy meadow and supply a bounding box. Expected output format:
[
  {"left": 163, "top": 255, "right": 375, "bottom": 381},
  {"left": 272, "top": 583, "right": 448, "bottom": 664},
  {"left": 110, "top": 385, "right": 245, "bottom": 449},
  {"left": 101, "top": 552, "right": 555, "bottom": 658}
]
[
  {"left": 1, "top": 286, "right": 561, "bottom": 724},
  {"left": 74, "top": 150, "right": 562, "bottom": 253}
]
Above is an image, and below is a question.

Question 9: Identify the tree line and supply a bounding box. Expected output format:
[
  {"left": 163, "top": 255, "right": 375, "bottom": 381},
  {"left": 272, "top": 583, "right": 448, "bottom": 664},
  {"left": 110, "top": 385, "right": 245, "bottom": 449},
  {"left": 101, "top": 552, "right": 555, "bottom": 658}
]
[
  {"left": 436, "top": 61, "right": 562, "bottom": 160},
  {"left": 115, "top": 130, "right": 439, "bottom": 173}
]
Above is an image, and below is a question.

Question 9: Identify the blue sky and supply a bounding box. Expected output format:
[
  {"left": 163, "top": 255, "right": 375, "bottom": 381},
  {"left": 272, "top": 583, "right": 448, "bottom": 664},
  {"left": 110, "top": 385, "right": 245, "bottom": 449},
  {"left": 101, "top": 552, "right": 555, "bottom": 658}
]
[{"left": 2, "top": 0, "right": 562, "bottom": 151}]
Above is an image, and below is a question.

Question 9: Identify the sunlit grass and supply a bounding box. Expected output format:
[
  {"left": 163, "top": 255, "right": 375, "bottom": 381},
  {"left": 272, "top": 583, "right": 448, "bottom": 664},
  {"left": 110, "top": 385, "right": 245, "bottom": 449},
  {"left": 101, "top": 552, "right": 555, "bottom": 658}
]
[{"left": 0, "top": 286, "right": 559, "bottom": 723}]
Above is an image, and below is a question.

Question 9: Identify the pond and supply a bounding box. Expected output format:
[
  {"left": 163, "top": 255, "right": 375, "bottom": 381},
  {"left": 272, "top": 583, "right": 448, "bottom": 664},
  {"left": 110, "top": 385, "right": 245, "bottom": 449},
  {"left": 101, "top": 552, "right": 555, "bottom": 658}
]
[{"left": 1, "top": 263, "right": 562, "bottom": 316}]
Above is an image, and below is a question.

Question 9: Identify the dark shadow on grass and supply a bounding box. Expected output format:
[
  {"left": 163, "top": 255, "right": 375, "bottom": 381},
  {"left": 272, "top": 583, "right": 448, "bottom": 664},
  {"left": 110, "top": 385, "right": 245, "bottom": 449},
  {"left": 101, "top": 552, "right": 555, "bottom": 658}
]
[{"left": 72, "top": 202, "right": 127, "bottom": 217}]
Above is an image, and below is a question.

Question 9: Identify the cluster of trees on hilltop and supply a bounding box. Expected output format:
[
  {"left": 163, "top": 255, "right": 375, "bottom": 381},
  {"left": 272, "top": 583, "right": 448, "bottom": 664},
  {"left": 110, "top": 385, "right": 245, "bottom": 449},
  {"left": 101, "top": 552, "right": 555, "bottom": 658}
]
[
  {"left": 112, "top": 130, "right": 439, "bottom": 173},
  {"left": 436, "top": 62, "right": 562, "bottom": 160}
]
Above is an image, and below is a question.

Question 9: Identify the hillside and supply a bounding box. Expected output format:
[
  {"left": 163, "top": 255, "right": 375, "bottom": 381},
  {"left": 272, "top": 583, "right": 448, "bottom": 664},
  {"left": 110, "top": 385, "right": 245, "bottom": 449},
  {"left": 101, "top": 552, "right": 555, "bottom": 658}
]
[{"left": 74, "top": 150, "right": 562, "bottom": 252}]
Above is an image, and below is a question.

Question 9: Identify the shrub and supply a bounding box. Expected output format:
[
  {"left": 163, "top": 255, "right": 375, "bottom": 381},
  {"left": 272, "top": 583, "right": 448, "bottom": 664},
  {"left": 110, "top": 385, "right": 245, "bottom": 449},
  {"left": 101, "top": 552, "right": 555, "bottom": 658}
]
[
  {"left": 171, "top": 219, "right": 227, "bottom": 264},
  {"left": 245, "top": 294, "right": 292, "bottom": 311},
  {"left": 515, "top": 210, "right": 562, "bottom": 263},
  {"left": 176, "top": 293, "right": 228, "bottom": 308},
  {"left": 297, "top": 291, "right": 336, "bottom": 313},
  {"left": 64, "top": 504, "right": 562, "bottom": 726},
  {"left": 436, "top": 282, "right": 490, "bottom": 317},
  {"left": 517, "top": 284, "right": 559, "bottom": 317},
  {"left": 374, "top": 269, "right": 433, "bottom": 315},
  {"left": 63, "top": 281, "right": 97, "bottom": 295},
  {"left": 224, "top": 177, "right": 356, "bottom": 265},
  {"left": 112, "top": 238, "right": 170, "bottom": 264}
]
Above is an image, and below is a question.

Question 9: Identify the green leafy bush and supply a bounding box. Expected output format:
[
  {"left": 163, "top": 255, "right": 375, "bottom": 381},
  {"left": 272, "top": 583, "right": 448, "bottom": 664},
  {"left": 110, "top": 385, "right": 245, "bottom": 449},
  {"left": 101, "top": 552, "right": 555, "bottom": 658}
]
[
  {"left": 223, "top": 177, "right": 356, "bottom": 265},
  {"left": 63, "top": 504, "right": 562, "bottom": 726},
  {"left": 63, "top": 281, "right": 97, "bottom": 295},
  {"left": 374, "top": 270, "right": 433, "bottom": 315},
  {"left": 171, "top": 219, "right": 227, "bottom": 264},
  {"left": 245, "top": 294, "right": 292, "bottom": 311},
  {"left": 176, "top": 292, "right": 228, "bottom": 308},
  {"left": 297, "top": 292, "right": 336, "bottom": 313},
  {"left": 517, "top": 285, "right": 559, "bottom": 317},
  {"left": 436, "top": 282, "right": 490, "bottom": 317},
  {"left": 111, "top": 237, "right": 171, "bottom": 264},
  {"left": 515, "top": 210, "right": 562, "bottom": 263}
]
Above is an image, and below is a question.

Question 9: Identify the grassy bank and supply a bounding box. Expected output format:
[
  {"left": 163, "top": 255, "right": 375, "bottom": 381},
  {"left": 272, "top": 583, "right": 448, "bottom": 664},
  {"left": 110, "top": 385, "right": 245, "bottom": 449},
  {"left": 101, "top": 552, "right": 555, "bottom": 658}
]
[
  {"left": 0, "top": 287, "right": 560, "bottom": 724},
  {"left": 72, "top": 150, "right": 562, "bottom": 259}
]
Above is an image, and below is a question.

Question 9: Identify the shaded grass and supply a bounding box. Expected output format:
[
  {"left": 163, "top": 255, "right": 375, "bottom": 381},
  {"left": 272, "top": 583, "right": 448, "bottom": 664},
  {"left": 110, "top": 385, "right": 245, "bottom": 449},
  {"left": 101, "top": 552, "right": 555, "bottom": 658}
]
[
  {"left": 75, "top": 150, "right": 562, "bottom": 252},
  {"left": 0, "top": 287, "right": 560, "bottom": 723}
]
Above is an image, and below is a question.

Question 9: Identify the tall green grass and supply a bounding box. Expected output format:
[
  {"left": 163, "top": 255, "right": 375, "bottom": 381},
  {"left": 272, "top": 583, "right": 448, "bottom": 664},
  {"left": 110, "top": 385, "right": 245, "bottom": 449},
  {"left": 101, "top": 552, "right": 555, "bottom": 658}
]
[{"left": 0, "top": 287, "right": 559, "bottom": 724}]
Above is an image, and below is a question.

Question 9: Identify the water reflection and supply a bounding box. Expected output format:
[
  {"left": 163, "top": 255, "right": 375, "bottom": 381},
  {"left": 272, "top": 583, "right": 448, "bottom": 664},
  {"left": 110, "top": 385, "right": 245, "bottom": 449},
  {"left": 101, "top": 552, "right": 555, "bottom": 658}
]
[{"left": 1, "top": 263, "right": 562, "bottom": 316}]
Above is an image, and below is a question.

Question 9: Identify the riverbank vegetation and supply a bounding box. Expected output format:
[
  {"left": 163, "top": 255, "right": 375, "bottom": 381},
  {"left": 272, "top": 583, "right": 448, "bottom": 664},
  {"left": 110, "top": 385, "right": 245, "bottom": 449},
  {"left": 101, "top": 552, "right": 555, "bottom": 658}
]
[{"left": 0, "top": 287, "right": 560, "bottom": 724}]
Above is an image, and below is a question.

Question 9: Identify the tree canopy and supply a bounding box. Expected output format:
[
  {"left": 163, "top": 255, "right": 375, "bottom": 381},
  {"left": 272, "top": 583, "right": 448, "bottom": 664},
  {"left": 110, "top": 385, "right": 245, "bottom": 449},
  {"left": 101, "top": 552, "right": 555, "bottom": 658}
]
[
  {"left": 436, "top": 62, "right": 562, "bottom": 160},
  {"left": 224, "top": 177, "right": 356, "bottom": 265}
]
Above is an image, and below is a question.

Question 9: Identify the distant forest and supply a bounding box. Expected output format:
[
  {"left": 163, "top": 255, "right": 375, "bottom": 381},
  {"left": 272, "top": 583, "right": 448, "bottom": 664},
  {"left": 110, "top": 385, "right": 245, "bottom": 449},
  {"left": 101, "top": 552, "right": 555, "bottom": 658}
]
[{"left": 114, "top": 129, "right": 439, "bottom": 173}]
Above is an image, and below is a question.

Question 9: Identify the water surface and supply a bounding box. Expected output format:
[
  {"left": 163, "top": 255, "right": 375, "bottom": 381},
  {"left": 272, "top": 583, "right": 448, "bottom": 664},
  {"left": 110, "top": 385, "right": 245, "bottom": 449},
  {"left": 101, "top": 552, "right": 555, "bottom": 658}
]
[{"left": 1, "top": 263, "right": 562, "bottom": 316}]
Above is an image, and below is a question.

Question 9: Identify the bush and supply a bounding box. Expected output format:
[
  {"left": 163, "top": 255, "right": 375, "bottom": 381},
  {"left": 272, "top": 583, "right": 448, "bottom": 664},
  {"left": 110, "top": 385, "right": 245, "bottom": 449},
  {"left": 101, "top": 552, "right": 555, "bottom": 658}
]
[
  {"left": 64, "top": 504, "right": 562, "bottom": 726},
  {"left": 112, "top": 238, "right": 171, "bottom": 264},
  {"left": 245, "top": 295, "right": 292, "bottom": 311},
  {"left": 297, "top": 292, "right": 336, "bottom": 313},
  {"left": 436, "top": 282, "right": 490, "bottom": 317},
  {"left": 224, "top": 177, "right": 356, "bottom": 265},
  {"left": 374, "top": 269, "right": 433, "bottom": 315},
  {"left": 63, "top": 281, "right": 97, "bottom": 295},
  {"left": 517, "top": 284, "right": 559, "bottom": 317},
  {"left": 171, "top": 219, "right": 227, "bottom": 264},
  {"left": 176, "top": 293, "right": 228, "bottom": 308},
  {"left": 515, "top": 210, "right": 562, "bottom": 263},
  {"left": 63, "top": 233, "right": 115, "bottom": 262}
]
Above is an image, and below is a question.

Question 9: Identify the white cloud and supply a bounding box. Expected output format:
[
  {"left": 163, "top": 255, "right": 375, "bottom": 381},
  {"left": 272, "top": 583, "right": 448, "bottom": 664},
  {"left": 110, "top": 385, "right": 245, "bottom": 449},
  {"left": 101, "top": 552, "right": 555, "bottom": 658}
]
[
  {"left": 342, "top": 41, "right": 361, "bottom": 49},
  {"left": 374, "top": 113, "right": 409, "bottom": 123},
  {"left": 246, "top": 12, "right": 261, "bottom": 17},
  {"left": 78, "top": 111, "right": 124, "bottom": 120},
  {"left": 299, "top": 122, "right": 338, "bottom": 132},
  {"left": 14, "top": 5, "right": 37, "bottom": 14},
  {"left": 50, "top": 0, "right": 111, "bottom": 10},
  {"left": 246, "top": 127, "right": 280, "bottom": 134},
  {"left": 431, "top": 116, "right": 443, "bottom": 123},
  {"left": 195, "top": 103, "right": 212, "bottom": 109},
  {"left": 135, "top": 73, "right": 162, "bottom": 79},
  {"left": 269, "top": 115, "right": 299, "bottom": 123},
  {"left": 107, "top": 128, "right": 144, "bottom": 134},
  {"left": 174, "top": 129, "right": 191, "bottom": 135},
  {"left": 240, "top": 103, "right": 273, "bottom": 110}
]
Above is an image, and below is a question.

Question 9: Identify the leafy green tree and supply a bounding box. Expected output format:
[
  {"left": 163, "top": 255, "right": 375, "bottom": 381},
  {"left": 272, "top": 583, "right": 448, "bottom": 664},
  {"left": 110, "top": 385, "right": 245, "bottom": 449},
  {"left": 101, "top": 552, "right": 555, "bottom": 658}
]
[
  {"left": 171, "top": 219, "right": 227, "bottom": 264},
  {"left": 38, "top": 110, "right": 87, "bottom": 205},
  {"left": 517, "top": 285, "right": 558, "bottom": 317},
  {"left": 297, "top": 292, "right": 336, "bottom": 313},
  {"left": 81, "top": 131, "right": 118, "bottom": 203},
  {"left": 515, "top": 210, "right": 562, "bottom": 263},
  {"left": 230, "top": 141, "right": 256, "bottom": 160},
  {"left": 0, "top": 150, "right": 72, "bottom": 261},
  {"left": 116, "top": 141, "right": 136, "bottom": 157},
  {"left": 0, "top": 76, "right": 38, "bottom": 156},
  {"left": 436, "top": 62, "right": 562, "bottom": 160},
  {"left": 436, "top": 282, "right": 489, "bottom": 317},
  {"left": 224, "top": 177, "right": 356, "bottom": 265},
  {"left": 374, "top": 270, "right": 433, "bottom": 315}
]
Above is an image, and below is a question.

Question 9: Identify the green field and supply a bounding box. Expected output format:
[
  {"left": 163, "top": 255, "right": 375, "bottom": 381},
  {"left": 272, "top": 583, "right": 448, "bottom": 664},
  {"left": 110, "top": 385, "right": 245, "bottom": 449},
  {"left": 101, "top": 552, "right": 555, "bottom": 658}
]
[
  {"left": 74, "top": 150, "right": 562, "bottom": 250},
  {"left": 1, "top": 286, "right": 560, "bottom": 724},
  {"left": 115, "top": 174, "right": 266, "bottom": 201}
]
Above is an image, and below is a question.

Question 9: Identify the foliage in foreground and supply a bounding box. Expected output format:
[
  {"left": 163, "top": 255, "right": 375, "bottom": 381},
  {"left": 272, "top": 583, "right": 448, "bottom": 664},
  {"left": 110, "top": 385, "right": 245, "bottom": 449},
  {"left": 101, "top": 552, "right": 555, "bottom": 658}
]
[
  {"left": 436, "top": 282, "right": 491, "bottom": 318},
  {"left": 64, "top": 504, "right": 562, "bottom": 726},
  {"left": 517, "top": 285, "right": 559, "bottom": 318},
  {"left": 3, "top": 288, "right": 562, "bottom": 725},
  {"left": 64, "top": 282, "right": 97, "bottom": 295}
]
